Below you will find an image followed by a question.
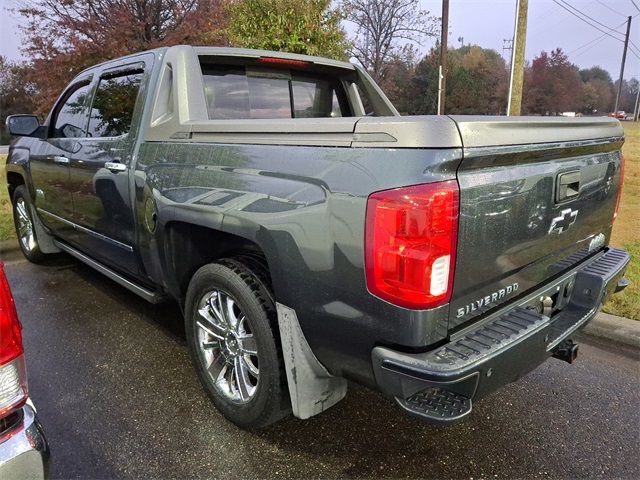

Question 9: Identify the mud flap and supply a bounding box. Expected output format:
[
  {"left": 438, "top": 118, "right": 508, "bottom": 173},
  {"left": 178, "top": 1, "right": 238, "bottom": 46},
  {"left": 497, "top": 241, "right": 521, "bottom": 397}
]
[
  {"left": 29, "top": 203, "right": 60, "bottom": 254},
  {"left": 276, "top": 303, "right": 347, "bottom": 419}
]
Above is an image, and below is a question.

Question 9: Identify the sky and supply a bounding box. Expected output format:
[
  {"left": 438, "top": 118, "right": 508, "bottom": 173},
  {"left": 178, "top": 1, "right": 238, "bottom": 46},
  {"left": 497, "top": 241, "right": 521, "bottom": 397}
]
[{"left": 0, "top": 0, "right": 638, "bottom": 82}]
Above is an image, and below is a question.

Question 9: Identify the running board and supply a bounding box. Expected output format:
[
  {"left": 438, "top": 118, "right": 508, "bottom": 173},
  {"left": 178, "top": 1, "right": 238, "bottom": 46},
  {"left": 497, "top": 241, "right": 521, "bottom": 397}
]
[{"left": 53, "top": 240, "right": 166, "bottom": 304}]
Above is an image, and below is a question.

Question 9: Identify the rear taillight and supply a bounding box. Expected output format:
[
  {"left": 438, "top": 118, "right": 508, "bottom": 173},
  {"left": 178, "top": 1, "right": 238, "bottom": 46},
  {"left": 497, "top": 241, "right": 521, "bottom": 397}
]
[
  {"left": 0, "top": 262, "right": 28, "bottom": 418},
  {"left": 613, "top": 154, "right": 625, "bottom": 222},
  {"left": 365, "top": 180, "right": 459, "bottom": 309}
]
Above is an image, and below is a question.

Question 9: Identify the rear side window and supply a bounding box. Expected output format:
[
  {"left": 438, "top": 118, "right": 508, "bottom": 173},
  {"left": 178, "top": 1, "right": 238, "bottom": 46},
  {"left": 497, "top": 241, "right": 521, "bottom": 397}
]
[
  {"left": 292, "top": 78, "right": 343, "bottom": 118},
  {"left": 50, "top": 82, "right": 92, "bottom": 138},
  {"left": 88, "top": 70, "right": 143, "bottom": 137},
  {"left": 201, "top": 65, "right": 350, "bottom": 120}
]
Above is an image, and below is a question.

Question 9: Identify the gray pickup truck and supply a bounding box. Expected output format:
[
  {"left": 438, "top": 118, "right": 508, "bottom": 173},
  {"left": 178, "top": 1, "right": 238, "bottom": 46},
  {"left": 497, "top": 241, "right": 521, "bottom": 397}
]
[{"left": 5, "top": 45, "right": 630, "bottom": 429}]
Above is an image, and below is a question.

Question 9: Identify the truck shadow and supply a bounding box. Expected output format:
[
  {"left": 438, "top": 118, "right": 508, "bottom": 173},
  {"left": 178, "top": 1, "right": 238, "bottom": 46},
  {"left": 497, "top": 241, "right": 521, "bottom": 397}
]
[
  {"left": 44, "top": 254, "right": 635, "bottom": 479},
  {"left": 58, "top": 254, "right": 186, "bottom": 343}
]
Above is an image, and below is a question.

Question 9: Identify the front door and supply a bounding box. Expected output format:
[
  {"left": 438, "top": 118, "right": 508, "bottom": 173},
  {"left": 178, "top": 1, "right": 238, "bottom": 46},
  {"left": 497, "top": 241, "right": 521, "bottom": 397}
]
[
  {"left": 29, "top": 79, "right": 93, "bottom": 238},
  {"left": 67, "top": 63, "right": 146, "bottom": 276}
]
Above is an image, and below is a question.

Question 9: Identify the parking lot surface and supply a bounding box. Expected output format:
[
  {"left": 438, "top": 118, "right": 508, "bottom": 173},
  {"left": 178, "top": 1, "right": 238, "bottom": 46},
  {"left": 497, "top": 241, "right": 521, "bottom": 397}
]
[{"left": 2, "top": 251, "right": 639, "bottom": 479}]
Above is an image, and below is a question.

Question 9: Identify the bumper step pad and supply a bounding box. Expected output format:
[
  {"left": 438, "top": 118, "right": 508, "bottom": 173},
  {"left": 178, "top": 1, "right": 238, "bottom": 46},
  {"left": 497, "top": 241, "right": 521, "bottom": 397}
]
[{"left": 396, "top": 387, "right": 472, "bottom": 424}]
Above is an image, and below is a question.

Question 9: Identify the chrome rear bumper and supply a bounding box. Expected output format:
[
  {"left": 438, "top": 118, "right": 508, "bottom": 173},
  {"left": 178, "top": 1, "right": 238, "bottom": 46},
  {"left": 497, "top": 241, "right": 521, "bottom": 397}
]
[
  {"left": 0, "top": 402, "right": 50, "bottom": 479},
  {"left": 372, "top": 247, "right": 631, "bottom": 424}
]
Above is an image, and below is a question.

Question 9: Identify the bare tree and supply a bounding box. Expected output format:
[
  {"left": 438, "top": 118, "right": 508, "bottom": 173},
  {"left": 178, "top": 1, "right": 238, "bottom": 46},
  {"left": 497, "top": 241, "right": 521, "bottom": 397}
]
[{"left": 343, "top": 0, "right": 438, "bottom": 81}]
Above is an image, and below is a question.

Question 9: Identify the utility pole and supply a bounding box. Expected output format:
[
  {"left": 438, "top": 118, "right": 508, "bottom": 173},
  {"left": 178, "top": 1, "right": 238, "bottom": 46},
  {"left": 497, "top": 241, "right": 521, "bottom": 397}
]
[
  {"left": 507, "top": 0, "right": 528, "bottom": 116},
  {"left": 633, "top": 86, "right": 640, "bottom": 121},
  {"left": 613, "top": 16, "right": 632, "bottom": 114},
  {"left": 438, "top": 0, "right": 449, "bottom": 115}
]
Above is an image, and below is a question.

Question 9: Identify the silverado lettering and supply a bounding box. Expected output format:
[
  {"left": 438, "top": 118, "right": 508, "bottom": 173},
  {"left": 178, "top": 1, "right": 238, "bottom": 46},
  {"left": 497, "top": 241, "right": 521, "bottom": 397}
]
[{"left": 456, "top": 283, "right": 520, "bottom": 318}]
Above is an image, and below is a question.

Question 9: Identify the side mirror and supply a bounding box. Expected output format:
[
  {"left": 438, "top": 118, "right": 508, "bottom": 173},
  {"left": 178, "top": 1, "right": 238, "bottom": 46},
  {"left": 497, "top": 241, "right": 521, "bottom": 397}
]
[{"left": 6, "top": 115, "right": 40, "bottom": 137}]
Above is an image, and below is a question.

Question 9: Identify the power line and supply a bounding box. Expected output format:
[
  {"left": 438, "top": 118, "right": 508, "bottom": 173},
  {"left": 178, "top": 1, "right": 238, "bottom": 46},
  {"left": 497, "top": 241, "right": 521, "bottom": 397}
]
[
  {"left": 572, "top": 35, "right": 610, "bottom": 59},
  {"left": 631, "top": 1, "right": 640, "bottom": 14},
  {"left": 623, "top": 39, "right": 640, "bottom": 60},
  {"left": 553, "top": 0, "right": 624, "bottom": 36},
  {"left": 626, "top": 36, "right": 640, "bottom": 58},
  {"left": 596, "top": 0, "right": 627, "bottom": 17},
  {"left": 551, "top": 0, "right": 640, "bottom": 61},
  {"left": 550, "top": 2, "right": 623, "bottom": 42},
  {"left": 567, "top": 20, "right": 629, "bottom": 55}
]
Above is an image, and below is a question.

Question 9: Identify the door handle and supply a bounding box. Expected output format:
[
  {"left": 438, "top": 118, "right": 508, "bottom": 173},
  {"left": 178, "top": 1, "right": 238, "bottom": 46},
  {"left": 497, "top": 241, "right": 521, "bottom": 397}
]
[
  {"left": 53, "top": 156, "right": 70, "bottom": 165},
  {"left": 104, "top": 161, "right": 127, "bottom": 173}
]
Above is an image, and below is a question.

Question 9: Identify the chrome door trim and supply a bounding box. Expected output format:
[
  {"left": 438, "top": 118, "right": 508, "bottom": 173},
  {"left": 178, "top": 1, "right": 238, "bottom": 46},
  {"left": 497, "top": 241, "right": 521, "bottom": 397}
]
[{"left": 37, "top": 208, "right": 134, "bottom": 252}]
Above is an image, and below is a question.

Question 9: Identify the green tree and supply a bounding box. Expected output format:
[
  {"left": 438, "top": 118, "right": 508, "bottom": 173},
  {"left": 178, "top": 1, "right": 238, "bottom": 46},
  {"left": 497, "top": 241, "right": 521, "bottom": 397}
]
[
  {"left": 0, "top": 56, "right": 37, "bottom": 144},
  {"left": 226, "top": 0, "right": 349, "bottom": 59},
  {"left": 578, "top": 66, "right": 614, "bottom": 114},
  {"left": 401, "top": 45, "right": 508, "bottom": 116},
  {"left": 446, "top": 46, "right": 509, "bottom": 115},
  {"left": 581, "top": 79, "right": 614, "bottom": 114},
  {"left": 579, "top": 66, "right": 613, "bottom": 84}
]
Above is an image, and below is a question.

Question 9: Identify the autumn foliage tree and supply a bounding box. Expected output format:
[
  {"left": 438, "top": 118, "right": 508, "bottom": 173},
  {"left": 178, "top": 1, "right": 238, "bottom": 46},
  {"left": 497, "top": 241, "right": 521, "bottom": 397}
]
[
  {"left": 17, "top": 0, "right": 228, "bottom": 116},
  {"left": 523, "top": 48, "right": 583, "bottom": 115}
]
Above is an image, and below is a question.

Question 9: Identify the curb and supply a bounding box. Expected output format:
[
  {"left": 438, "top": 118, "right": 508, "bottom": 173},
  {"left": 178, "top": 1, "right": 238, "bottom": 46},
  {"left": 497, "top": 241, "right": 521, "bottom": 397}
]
[
  {"left": 582, "top": 311, "right": 640, "bottom": 349},
  {"left": 0, "top": 239, "right": 20, "bottom": 257}
]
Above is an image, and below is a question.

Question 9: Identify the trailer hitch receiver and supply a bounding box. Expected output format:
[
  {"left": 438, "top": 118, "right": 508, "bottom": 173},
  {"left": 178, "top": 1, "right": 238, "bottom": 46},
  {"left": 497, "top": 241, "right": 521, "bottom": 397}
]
[{"left": 552, "top": 339, "right": 579, "bottom": 364}]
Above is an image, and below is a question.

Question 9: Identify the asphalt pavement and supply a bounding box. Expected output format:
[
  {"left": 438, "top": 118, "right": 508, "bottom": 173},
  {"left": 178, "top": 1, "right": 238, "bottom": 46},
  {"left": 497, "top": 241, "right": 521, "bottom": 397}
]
[{"left": 2, "top": 251, "right": 639, "bottom": 479}]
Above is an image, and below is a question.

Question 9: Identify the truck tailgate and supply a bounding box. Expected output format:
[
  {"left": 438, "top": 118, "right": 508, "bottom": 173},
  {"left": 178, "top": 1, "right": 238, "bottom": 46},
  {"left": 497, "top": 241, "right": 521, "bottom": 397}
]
[{"left": 448, "top": 116, "right": 624, "bottom": 330}]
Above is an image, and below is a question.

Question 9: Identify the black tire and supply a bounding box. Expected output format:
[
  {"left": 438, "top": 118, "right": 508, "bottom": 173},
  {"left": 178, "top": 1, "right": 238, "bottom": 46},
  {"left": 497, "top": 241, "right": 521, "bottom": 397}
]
[
  {"left": 12, "top": 185, "right": 46, "bottom": 263},
  {"left": 185, "top": 258, "right": 290, "bottom": 429}
]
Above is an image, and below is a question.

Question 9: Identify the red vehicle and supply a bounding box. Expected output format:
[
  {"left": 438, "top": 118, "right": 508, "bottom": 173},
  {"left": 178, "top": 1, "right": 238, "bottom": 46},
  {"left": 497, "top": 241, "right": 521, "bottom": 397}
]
[
  {"left": 609, "top": 111, "right": 626, "bottom": 119},
  {"left": 0, "top": 262, "right": 49, "bottom": 477}
]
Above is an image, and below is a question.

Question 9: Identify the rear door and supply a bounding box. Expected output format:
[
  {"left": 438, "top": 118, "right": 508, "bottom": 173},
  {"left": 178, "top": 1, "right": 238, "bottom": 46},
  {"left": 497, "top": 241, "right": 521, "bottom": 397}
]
[
  {"left": 449, "top": 116, "right": 624, "bottom": 330},
  {"left": 66, "top": 56, "right": 150, "bottom": 276},
  {"left": 30, "top": 78, "right": 93, "bottom": 237}
]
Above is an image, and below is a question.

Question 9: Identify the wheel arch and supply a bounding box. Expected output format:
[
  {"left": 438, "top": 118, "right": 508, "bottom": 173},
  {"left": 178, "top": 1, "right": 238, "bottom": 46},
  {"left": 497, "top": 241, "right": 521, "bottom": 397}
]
[
  {"left": 161, "top": 220, "right": 275, "bottom": 303},
  {"left": 6, "top": 170, "right": 26, "bottom": 201}
]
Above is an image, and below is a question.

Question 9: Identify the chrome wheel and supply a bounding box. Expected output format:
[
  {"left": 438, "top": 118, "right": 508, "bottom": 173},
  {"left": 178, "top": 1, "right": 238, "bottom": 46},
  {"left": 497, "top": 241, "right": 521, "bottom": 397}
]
[
  {"left": 196, "top": 289, "right": 259, "bottom": 403},
  {"left": 15, "top": 198, "right": 36, "bottom": 253}
]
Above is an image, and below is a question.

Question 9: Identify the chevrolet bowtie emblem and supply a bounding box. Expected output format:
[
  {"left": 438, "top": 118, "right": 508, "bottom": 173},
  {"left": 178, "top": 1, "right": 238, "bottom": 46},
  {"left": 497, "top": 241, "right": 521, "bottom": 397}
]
[{"left": 549, "top": 208, "right": 578, "bottom": 234}]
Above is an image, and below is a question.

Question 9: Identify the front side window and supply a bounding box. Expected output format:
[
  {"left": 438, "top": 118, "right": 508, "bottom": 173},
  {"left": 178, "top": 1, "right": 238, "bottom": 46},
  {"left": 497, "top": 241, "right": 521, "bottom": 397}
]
[
  {"left": 88, "top": 70, "right": 143, "bottom": 138},
  {"left": 51, "top": 82, "right": 92, "bottom": 138},
  {"left": 201, "top": 64, "right": 350, "bottom": 120}
]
